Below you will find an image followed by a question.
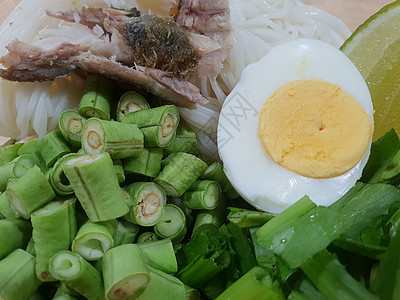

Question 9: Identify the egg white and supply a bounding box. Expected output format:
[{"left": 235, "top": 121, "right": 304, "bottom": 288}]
[{"left": 217, "top": 38, "right": 373, "bottom": 213}]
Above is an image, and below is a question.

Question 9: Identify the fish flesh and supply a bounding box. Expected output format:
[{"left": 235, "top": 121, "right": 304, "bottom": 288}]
[
  {"left": 0, "top": 40, "right": 207, "bottom": 109},
  {"left": 0, "top": 7, "right": 228, "bottom": 108},
  {"left": 177, "top": 0, "right": 232, "bottom": 78}
]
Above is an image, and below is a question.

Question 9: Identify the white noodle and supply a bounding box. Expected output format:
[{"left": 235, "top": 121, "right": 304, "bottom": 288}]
[{"left": 0, "top": 0, "right": 351, "bottom": 156}]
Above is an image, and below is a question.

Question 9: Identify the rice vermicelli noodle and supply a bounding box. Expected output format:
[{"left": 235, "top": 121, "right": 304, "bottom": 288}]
[{"left": 0, "top": 0, "right": 351, "bottom": 160}]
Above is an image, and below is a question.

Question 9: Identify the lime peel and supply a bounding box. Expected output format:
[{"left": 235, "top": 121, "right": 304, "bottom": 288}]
[{"left": 340, "top": 0, "right": 400, "bottom": 141}]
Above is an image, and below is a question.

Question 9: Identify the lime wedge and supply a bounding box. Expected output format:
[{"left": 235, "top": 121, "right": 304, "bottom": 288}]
[{"left": 340, "top": 0, "right": 400, "bottom": 141}]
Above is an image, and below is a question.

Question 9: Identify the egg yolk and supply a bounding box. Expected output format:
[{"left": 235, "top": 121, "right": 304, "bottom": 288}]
[{"left": 258, "top": 79, "right": 372, "bottom": 178}]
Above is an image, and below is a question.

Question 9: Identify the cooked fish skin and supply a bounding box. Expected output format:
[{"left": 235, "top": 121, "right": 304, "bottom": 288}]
[
  {"left": 47, "top": 8, "right": 222, "bottom": 71},
  {"left": 124, "top": 15, "right": 199, "bottom": 74},
  {"left": 0, "top": 39, "right": 207, "bottom": 109}
]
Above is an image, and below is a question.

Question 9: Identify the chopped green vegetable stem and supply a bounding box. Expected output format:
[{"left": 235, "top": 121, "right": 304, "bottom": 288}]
[
  {"left": 79, "top": 75, "right": 113, "bottom": 120},
  {"left": 63, "top": 153, "right": 129, "bottom": 222},
  {"left": 6, "top": 166, "right": 56, "bottom": 219},
  {"left": 0, "top": 249, "right": 41, "bottom": 300},
  {"left": 102, "top": 244, "right": 150, "bottom": 300},
  {"left": 82, "top": 118, "right": 144, "bottom": 159},
  {"left": 155, "top": 152, "right": 208, "bottom": 197},
  {"left": 117, "top": 91, "right": 150, "bottom": 122},
  {"left": 0, "top": 218, "right": 31, "bottom": 260},
  {"left": 49, "top": 250, "right": 105, "bottom": 300},
  {"left": 58, "top": 110, "right": 87, "bottom": 148},
  {"left": 31, "top": 198, "right": 77, "bottom": 281},
  {"left": 71, "top": 219, "right": 117, "bottom": 261}
]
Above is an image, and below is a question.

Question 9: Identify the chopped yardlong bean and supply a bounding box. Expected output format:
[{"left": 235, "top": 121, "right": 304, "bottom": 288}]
[
  {"left": 137, "top": 232, "right": 159, "bottom": 243},
  {"left": 0, "top": 191, "right": 17, "bottom": 219},
  {"left": 0, "top": 141, "right": 23, "bottom": 166},
  {"left": 6, "top": 166, "right": 56, "bottom": 219},
  {"left": 31, "top": 198, "right": 77, "bottom": 281},
  {"left": 183, "top": 180, "right": 221, "bottom": 210},
  {"left": 201, "top": 162, "right": 239, "bottom": 200},
  {"left": 113, "top": 220, "right": 140, "bottom": 247},
  {"left": 0, "top": 155, "right": 35, "bottom": 192},
  {"left": 79, "top": 75, "right": 113, "bottom": 120},
  {"left": 58, "top": 110, "right": 87, "bottom": 148},
  {"left": 192, "top": 197, "right": 227, "bottom": 238},
  {"left": 185, "top": 285, "right": 201, "bottom": 300},
  {"left": 63, "top": 153, "right": 129, "bottom": 222},
  {"left": 137, "top": 238, "right": 178, "bottom": 274},
  {"left": 117, "top": 91, "right": 150, "bottom": 122},
  {"left": 17, "top": 139, "right": 47, "bottom": 172},
  {"left": 113, "top": 159, "right": 126, "bottom": 183},
  {"left": 164, "top": 122, "right": 198, "bottom": 156},
  {"left": 53, "top": 283, "right": 80, "bottom": 300},
  {"left": 82, "top": 118, "right": 144, "bottom": 159},
  {"left": 40, "top": 130, "right": 71, "bottom": 168},
  {"left": 25, "top": 237, "right": 35, "bottom": 256},
  {"left": 124, "top": 182, "right": 166, "bottom": 226},
  {"left": 49, "top": 250, "right": 105, "bottom": 300},
  {"left": 123, "top": 148, "right": 163, "bottom": 178},
  {"left": 136, "top": 266, "right": 186, "bottom": 300},
  {"left": 154, "top": 204, "right": 187, "bottom": 243},
  {"left": 71, "top": 219, "right": 117, "bottom": 261},
  {"left": 122, "top": 105, "right": 180, "bottom": 148},
  {"left": 0, "top": 249, "right": 41, "bottom": 300},
  {"left": 170, "top": 197, "right": 194, "bottom": 228},
  {"left": 0, "top": 218, "right": 31, "bottom": 259},
  {"left": 155, "top": 152, "right": 208, "bottom": 197},
  {"left": 103, "top": 244, "right": 151, "bottom": 300},
  {"left": 49, "top": 153, "right": 81, "bottom": 195}
]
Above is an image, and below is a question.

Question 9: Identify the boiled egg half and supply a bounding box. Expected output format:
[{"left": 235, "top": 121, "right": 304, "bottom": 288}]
[{"left": 217, "top": 39, "right": 374, "bottom": 213}]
